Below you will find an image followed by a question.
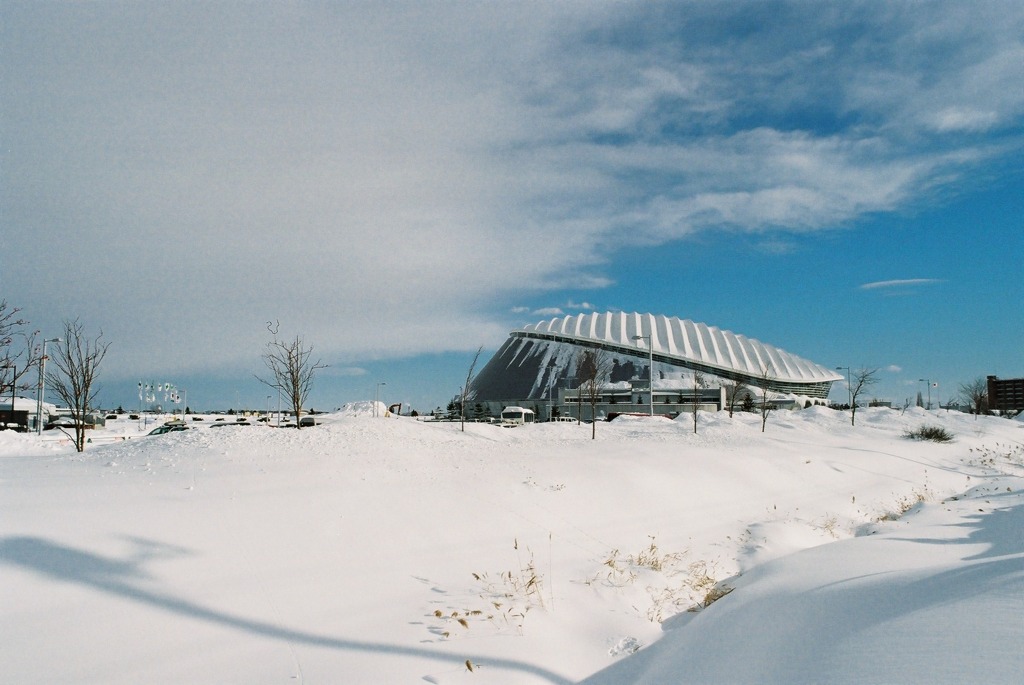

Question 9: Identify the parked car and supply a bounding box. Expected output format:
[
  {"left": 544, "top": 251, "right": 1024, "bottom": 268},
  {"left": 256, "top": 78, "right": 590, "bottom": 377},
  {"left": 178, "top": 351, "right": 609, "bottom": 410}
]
[{"left": 147, "top": 423, "right": 189, "bottom": 436}]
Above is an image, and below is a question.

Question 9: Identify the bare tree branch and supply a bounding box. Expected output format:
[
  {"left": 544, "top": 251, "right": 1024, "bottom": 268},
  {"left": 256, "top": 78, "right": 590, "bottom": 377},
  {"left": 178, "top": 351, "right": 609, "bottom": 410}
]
[
  {"left": 255, "top": 331, "right": 326, "bottom": 429},
  {"left": 0, "top": 300, "right": 40, "bottom": 401},
  {"left": 692, "top": 371, "right": 706, "bottom": 434},
  {"left": 45, "top": 319, "right": 110, "bottom": 452},
  {"left": 757, "top": 364, "right": 775, "bottom": 433},
  {"left": 721, "top": 378, "right": 750, "bottom": 419},
  {"left": 460, "top": 346, "right": 483, "bottom": 432},
  {"left": 958, "top": 377, "right": 988, "bottom": 419},
  {"left": 576, "top": 348, "right": 613, "bottom": 439},
  {"left": 849, "top": 367, "right": 879, "bottom": 426}
]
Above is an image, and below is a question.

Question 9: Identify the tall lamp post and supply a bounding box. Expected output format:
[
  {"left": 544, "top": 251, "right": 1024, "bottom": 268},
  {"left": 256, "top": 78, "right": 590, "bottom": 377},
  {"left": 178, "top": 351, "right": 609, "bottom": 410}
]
[
  {"left": 375, "top": 382, "right": 386, "bottom": 418},
  {"left": 547, "top": 361, "right": 557, "bottom": 421},
  {"left": 36, "top": 337, "right": 61, "bottom": 435},
  {"left": 633, "top": 334, "right": 654, "bottom": 416},
  {"left": 1, "top": 363, "right": 13, "bottom": 428},
  {"left": 836, "top": 366, "right": 852, "bottom": 409},
  {"left": 918, "top": 378, "right": 931, "bottom": 410}
]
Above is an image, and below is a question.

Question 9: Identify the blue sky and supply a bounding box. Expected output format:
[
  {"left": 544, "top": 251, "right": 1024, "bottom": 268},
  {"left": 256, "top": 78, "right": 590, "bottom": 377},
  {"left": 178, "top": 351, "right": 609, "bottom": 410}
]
[{"left": 2, "top": 1, "right": 1021, "bottom": 413}]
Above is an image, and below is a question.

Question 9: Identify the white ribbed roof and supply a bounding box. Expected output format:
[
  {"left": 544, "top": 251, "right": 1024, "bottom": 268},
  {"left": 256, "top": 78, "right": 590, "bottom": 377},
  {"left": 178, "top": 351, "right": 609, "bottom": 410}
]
[{"left": 522, "top": 312, "right": 842, "bottom": 384}]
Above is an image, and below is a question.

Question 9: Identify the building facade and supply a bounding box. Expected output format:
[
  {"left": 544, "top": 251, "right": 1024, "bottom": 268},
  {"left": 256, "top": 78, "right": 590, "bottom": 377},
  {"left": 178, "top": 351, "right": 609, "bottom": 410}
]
[
  {"left": 472, "top": 312, "right": 841, "bottom": 420},
  {"left": 987, "top": 376, "right": 1024, "bottom": 412}
]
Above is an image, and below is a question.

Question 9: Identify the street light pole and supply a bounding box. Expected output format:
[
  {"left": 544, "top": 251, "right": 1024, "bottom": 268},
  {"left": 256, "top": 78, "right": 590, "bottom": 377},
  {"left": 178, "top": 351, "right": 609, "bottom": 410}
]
[
  {"left": 836, "top": 366, "right": 852, "bottom": 409},
  {"left": 1, "top": 363, "right": 13, "bottom": 428},
  {"left": 36, "top": 337, "right": 61, "bottom": 435},
  {"left": 918, "top": 378, "right": 931, "bottom": 410},
  {"left": 633, "top": 335, "right": 654, "bottom": 416},
  {"left": 547, "top": 361, "right": 557, "bottom": 421},
  {"left": 548, "top": 374, "right": 554, "bottom": 421},
  {"left": 375, "top": 382, "right": 386, "bottom": 418}
]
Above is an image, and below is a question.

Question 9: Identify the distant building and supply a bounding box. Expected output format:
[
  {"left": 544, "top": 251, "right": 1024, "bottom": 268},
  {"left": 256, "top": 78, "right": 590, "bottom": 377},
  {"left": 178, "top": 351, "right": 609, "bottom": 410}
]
[
  {"left": 472, "top": 312, "right": 841, "bottom": 420},
  {"left": 0, "top": 397, "right": 57, "bottom": 431},
  {"left": 987, "top": 376, "right": 1024, "bottom": 412}
]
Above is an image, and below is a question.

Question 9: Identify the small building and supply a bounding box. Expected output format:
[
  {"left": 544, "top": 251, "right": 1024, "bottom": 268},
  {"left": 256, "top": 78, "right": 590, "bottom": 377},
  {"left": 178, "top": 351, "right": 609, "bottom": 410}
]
[
  {"left": 987, "top": 376, "right": 1024, "bottom": 412},
  {"left": 0, "top": 397, "right": 57, "bottom": 431}
]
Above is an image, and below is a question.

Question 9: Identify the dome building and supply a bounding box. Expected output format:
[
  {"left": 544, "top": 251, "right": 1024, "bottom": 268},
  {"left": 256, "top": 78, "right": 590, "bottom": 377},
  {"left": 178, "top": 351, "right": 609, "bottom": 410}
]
[{"left": 470, "top": 312, "right": 842, "bottom": 420}]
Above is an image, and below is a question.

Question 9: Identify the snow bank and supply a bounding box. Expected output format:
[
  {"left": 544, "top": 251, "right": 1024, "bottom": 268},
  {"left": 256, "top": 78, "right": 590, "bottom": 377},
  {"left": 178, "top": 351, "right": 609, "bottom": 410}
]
[{"left": 2, "top": 407, "right": 1022, "bottom": 683}]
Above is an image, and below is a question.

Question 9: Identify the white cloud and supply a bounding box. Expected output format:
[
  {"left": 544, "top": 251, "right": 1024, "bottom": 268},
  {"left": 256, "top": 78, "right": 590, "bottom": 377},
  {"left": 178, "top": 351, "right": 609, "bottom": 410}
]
[
  {"left": 929, "top": 108, "right": 1001, "bottom": 133},
  {"left": 2, "top": 1, "right": 1019, "bottom": 381},
  {"left": 860, "top": 279, "right": 943, "bottom": 290},
  {"left": 323, "top": 367, "right": 368, "bottom": 378},
  {"left": 885, "top": 365, "right": 903, "bottom": 373}
]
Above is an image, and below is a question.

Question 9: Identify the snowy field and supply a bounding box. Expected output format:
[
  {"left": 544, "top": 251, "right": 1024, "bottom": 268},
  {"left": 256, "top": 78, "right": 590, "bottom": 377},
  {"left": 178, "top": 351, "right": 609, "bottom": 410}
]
[{"left": 2, "top": 406, "right": 1022, "bottom": 684}]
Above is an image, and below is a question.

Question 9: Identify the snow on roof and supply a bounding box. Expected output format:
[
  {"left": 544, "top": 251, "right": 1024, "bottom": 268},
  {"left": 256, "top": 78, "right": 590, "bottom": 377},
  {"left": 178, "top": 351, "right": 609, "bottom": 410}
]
[
  {"left": 0, "top": 397, "right": 56, "bottom": 414},
  {"left": 522, "top": 312, "right": 841, "bottom": 384}
]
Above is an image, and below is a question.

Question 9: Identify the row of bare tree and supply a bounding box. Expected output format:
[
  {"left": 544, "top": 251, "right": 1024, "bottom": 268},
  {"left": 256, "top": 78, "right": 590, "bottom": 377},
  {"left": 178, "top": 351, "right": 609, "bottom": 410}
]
[
  {"left": 1, "top": 301, "right": 109, "bottom": 452},
  {"left": 562, "top": 349, "right": 883, "bottom": 436},
  {"left": 1, "top": 303, "right": 331, "bottom": 452},
  {"left": 2, "top": 297, "right": 1003, "bottom": 454},
  {"left": 457, "top": 344, "right": 896, "bottom": 439}
]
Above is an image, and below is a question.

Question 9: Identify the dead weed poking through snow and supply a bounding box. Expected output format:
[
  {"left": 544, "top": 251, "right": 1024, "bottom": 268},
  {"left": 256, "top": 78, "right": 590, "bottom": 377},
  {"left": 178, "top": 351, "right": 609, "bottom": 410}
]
[
  {"left": 586, "top": 536, "right": 733, "bottom": 622},
  {"left": 427, "top": 538, "right": 547, "bottom": 640}
]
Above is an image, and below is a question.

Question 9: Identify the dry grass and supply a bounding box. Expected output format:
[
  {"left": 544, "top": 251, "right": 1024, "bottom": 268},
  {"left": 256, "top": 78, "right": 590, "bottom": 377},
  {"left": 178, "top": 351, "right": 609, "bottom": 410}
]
[{"left": 902, "top": 425, "right": 955, "bottom": 443}]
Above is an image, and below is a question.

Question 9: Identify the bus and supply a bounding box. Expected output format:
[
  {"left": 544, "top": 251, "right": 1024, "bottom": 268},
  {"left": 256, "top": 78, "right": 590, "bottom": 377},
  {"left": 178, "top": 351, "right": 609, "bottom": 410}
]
[{"left": 499, "top": 406, "right": 535, "bottom": 427}]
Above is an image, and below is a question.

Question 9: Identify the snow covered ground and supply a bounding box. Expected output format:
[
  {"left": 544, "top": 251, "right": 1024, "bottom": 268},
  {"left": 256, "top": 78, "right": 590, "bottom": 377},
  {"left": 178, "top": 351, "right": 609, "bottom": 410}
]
[{"left": 2, "top": 406, "right": 1022, "bottom": 684}]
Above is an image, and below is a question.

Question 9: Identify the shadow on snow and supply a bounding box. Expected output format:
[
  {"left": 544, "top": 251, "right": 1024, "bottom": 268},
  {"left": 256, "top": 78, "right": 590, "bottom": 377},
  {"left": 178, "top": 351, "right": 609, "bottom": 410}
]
[{"left": 0, "top": 535, "right": 572, "bottom": 684}]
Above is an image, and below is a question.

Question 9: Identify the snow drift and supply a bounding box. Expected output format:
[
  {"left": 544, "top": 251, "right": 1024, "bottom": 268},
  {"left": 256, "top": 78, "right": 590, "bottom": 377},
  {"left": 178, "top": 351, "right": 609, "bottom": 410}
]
[{"left": 2, "top": 406, "right": 1021, "bottom": 684}]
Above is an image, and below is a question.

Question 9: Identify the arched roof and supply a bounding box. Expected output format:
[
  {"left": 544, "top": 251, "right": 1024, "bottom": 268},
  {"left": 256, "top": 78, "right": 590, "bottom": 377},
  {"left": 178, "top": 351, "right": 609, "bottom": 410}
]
[{"left": 515, "top": 312, "right": 841, "bottom": 385}]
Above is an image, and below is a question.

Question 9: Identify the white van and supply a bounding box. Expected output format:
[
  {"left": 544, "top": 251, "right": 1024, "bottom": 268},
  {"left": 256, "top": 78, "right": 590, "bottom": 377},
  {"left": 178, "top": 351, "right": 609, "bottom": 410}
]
[{"left": 499, "top": 406, "right": 535, "bottom": 427}]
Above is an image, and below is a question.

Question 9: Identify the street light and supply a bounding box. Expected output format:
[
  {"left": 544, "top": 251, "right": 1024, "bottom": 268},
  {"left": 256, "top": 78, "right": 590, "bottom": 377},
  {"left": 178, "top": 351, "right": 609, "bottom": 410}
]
[
  {"left": 836, "top": 366, "right": 852, "bottom": 409},
  {"left": 36, "top": 337, "right": 61, "bottom": 435},
  {"left": 375, "top": 382, "right": 386, "bottom": 418},
  {"left": 547, "top": 362, "right": 557, "bottom": 422},
  {"left": 1, "top": 363, "right": 14, "bottom": 428},
  {"left": 633, "top": 335, "right": 654, "bottom": 416},
  {"left": 918, "top": 378, "right": 932, "bottom": 410}
]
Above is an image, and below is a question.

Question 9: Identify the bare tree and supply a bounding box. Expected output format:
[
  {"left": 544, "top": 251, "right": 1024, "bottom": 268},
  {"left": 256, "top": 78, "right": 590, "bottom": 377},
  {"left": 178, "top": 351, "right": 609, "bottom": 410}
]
[
  {"left": 848, "top": 367, "right": 879, "bottom": 426},
  {"left": 958, "top": 377, "right": 988, "bottom": 419},
  {"left": 757, "top": 364, "right": 775, "bottom": 433},
  {"left": 576, "top": 348, "right": 612, "bottom": 439},
  {"left": 0, "top": 300, "right": 39, "bottom": 409},
  {"left": 45, "top": 319, "right": 110, "bottom": 452},
  {"left": 460, "top": 346, "right": 483, "bottom": 432},
  {"left": 692, "top": 371, "right": 706, "bottom": 434},
  {"left": 255, "top": 322, "right": 326, "bottom": 429},
  {"left": 721, "top": 379, "right": 749, "bottom": 419}
]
